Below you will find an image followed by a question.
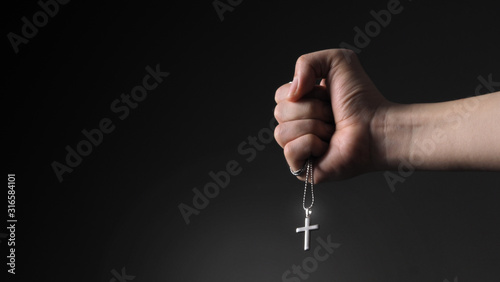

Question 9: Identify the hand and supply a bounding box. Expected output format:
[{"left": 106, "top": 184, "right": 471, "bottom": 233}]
[{"left": 274, "top": 49, "right": 389, "bottom": 182}]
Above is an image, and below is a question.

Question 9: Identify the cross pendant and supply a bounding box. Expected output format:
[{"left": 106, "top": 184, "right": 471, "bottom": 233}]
[{"left": 296, "top": 209, "right": 319, "bottom": 250}]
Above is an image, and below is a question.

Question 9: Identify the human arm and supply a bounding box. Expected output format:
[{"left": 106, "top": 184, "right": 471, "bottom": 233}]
[{"left": 273, "top": 49, "right": 500, "bottom": 182}]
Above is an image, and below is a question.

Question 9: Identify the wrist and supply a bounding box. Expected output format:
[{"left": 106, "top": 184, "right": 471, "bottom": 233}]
[{"left": 370, "top": 102, "right": 414, "bottom": 171}]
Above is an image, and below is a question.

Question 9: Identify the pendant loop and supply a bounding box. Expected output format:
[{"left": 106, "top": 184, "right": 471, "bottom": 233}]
[{"left": 305, "top": 208, "right": 311, "bottom": 218}]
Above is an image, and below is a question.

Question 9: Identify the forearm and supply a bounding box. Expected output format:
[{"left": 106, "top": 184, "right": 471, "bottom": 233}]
[{"left": 372, "top": 92, "right": 500, "bottom": 171}]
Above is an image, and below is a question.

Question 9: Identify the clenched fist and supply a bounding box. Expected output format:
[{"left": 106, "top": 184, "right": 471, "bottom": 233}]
[{"left": 274, "top": 49, "right": 388, "bottom": 182}]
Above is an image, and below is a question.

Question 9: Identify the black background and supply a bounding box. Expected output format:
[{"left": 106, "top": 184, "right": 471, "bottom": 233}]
[{"left": 3, "top": 0, "right": 500, "bottom": 281}]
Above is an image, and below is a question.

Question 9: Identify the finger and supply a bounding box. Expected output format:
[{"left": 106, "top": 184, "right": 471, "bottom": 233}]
[
  {"left": 284, "top": 134, "right": 328, "bottom": 179},
  {"left": 274, "top": 98, "right": 334, "bottom": 123},
  {"left": 274, "top": 119, "right": 334, "bottom": 148},
  {"left": 275, "top": 84, "right": 330, "bottom": 104},
  {"left": 287, "top": 49, "right": 359, "bottom": 101}
]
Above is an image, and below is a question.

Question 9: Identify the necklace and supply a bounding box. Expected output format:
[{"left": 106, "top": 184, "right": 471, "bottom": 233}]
[{"left": 295, "top": 159, "right": 319, "bottom": 250}]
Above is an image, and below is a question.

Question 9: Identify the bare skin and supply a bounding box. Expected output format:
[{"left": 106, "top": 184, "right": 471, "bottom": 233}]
[{"left": 274, "top": 49, "right": 500, "bottom": 183}]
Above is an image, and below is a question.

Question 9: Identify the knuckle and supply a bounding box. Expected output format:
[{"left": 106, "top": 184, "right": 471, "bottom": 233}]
[
  {"left": 296, "top": 54, "right": 309, "bottom": 66},
  {"left": 274, "top": 124, "right": 284, "bottom": 144},
  {"left": 335, "top": 48, "right": 358, "bottom": 63},
  {"left": 274, "top": 85, "right": 284, "bottom": 103},
  {"left": 274, "top": 101, "right": 291, "bottom": 122},
  {"left": 283, "top": 142, "right": 293, "bottom": 159},
  {"left": 339, "top": 48, "right": 355, "bottom": 56},
  {"left": 273, "top": 105, "right": 282, "bottom": 122}
]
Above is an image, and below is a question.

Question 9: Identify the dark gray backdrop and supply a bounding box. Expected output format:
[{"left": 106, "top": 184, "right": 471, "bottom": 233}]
[{"left": 4, "top": 0, "right": 500, "bottom": 281}]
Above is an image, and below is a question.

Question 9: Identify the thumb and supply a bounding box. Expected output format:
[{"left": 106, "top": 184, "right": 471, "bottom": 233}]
[{"left": 287, "top": 49, "right": 358, "bottom": 101}]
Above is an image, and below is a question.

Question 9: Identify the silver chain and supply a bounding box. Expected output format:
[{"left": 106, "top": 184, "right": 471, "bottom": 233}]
[{"left": 302, "top": 159, "right": 314, "bottom": 211}]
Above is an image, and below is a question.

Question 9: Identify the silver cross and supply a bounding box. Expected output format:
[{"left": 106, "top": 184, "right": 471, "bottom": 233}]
[{"left": 296, "top": 209, "right": 319, "bottom": 250}]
